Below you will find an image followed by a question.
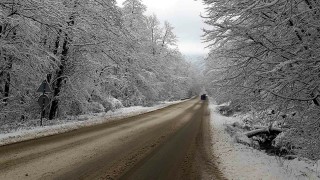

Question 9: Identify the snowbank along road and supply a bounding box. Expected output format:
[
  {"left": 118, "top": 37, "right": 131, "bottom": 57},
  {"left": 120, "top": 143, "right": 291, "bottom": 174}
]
[{"left": 0, "top": 98, "right": 225, "bottom": 180}]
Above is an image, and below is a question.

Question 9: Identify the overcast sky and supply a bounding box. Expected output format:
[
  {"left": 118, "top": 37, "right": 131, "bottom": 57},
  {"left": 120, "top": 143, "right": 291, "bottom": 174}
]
[{"left": 116, "top": 0, "right": 208, "bottom": 57}]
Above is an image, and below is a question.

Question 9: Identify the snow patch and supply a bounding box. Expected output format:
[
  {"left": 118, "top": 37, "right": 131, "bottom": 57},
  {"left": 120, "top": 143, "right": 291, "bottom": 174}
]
[{"left": 209, "top": 102, "right": 320, "bottom": 180}]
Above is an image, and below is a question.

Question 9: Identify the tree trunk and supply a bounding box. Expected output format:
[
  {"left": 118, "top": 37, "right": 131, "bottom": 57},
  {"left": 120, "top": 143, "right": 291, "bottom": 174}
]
[
  {"left": 49, "top": 33, "right": 69, "bottom": 120},
  {"left": 3, "top": 59, "right": 12, "bottom": 104},
  {"left": 1, "top": 25, "right": 14, "bottom": 104},
  {"left": 0, "top": 25, "right": 3, "bottom": 96},
  {"left": 49, "top": 2, "right": 76, "bottom": 119},
  {"left": 53, "top": 29, "right": 61, "bottom": 55}
]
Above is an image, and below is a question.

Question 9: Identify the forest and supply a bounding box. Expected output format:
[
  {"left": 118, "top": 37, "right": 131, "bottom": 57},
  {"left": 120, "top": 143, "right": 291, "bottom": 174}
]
[
  {"left": 203, "top": 0, "right": 320, "bottom": 160},
  {"left": 0, "top": 0, "right": 201, "bottom": 128},
  {"left": 2, "top": 0, "right": 319, "bottom": 167}
]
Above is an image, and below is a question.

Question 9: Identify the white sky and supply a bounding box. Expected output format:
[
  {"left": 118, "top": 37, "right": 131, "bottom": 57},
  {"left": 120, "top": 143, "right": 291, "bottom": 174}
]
[{"left": 116, "top": 0, "right": 209, "bottom": 57}]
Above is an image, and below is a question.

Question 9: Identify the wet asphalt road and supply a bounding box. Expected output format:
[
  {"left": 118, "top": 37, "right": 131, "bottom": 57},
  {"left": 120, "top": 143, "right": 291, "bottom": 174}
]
[{"left": 0, "top": 98, "right": 224, "bottom": 180}]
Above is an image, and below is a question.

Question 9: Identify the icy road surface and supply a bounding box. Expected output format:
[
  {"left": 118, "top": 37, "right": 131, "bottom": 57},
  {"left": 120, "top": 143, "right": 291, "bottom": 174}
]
[{"left": 0, "top": 98, "right": 224, "bottom": 180}]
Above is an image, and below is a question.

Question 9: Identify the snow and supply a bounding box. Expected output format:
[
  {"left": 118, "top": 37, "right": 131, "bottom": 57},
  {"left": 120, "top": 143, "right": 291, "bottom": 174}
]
[
  {"left": 252, "top": 0, "right": 279, "bottom": 10},
  {"left": 0, "top": 100, "right": 184, "bottom": 146},
  {"left": 209, "top": 101, "right": 320, "bottom": 180}
]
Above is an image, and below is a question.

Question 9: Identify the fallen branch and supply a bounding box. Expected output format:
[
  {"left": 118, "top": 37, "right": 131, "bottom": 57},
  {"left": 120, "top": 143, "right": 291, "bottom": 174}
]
[
  {"left": 244, "top": 126, "right": 283, "bottom": 138},
  {"left": 252, "top": 125, "right": 267, "bottom": 129},
  {"left": 284, "top": 155, "right": 297, "bottom": 160}
]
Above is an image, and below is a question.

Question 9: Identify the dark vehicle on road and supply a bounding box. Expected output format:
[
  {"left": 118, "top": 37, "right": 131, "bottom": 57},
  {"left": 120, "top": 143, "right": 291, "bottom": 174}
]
[{"left": 201, "top": 94, "right": 207, "bottom": 100}]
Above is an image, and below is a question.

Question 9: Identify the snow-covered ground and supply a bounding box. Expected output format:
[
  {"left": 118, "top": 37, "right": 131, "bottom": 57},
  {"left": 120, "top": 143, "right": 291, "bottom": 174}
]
[
  {"left": 0, "top": 100, "right": 184, "bottom": 146},
  {"left": 209, "top": 102, "right": 320, "bottom": 180}
]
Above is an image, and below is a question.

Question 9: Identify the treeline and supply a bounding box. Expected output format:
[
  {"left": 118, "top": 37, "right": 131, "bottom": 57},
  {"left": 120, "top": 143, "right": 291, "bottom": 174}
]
[
  {"left": 203, "top": 0, "right": 320, "bottom": 159},
  {"left": 0, "top": 0, "right": 201, "bottom": 123}
]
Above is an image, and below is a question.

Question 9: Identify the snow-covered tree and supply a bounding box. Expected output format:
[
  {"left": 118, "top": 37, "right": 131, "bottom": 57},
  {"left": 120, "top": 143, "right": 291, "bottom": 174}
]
[
  {"left": 122, "top": 0, "right": 147, "bottom": 32},
  {"left": 0, "top": 0, "right": 201, "bottom": 133},
  {"left": 203, "top": 0, "right": 320, "bottom": 159},
  {"left": 145, "top": 14, "right": 161, "bottom": 55},
  {"left": 161, "top": 21, "right": 177, "bottom": 48}
]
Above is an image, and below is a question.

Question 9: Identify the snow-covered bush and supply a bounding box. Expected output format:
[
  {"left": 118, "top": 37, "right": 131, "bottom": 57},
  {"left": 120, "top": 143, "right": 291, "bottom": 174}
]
[
  {"left": 67, "top": 101, "right": 83, "bottom": 116},
  {"left": 87, "top": 102, "right": 104, "bottom": 113},
  {"left": 102, "top": 97, "right": 123, "bottom": 112}
]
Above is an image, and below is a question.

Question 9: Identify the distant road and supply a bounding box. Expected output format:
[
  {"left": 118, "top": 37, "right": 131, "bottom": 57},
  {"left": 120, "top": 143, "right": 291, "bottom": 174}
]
[{"left": 0, "top": 98, "right": 224, "bottom": 180}]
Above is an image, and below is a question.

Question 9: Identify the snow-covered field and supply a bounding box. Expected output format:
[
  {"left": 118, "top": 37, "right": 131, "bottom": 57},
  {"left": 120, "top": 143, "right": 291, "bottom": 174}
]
[
  {"left": 0, "top": 100, "right": 184, "bottom": 146},
  {"left": 209, "top": 102, "right": 320, "bottom": 180}
]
